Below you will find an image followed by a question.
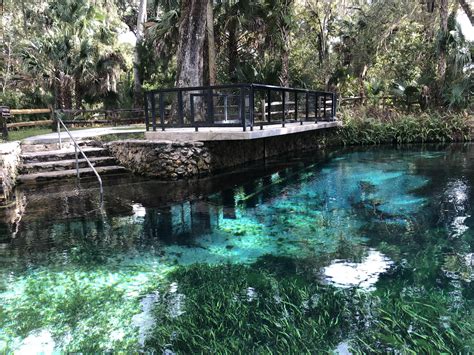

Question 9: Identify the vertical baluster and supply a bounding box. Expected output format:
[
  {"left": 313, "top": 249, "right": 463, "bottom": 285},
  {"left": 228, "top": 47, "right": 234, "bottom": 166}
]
[
  {"left": 177, "top": 90, "right": 184, "bottom": 126},
  {"left": 159, "top": 92, "right": 165, "bottom": 131},
  {"left": 144, "top": 94, "right": 149, "bottom": 131},
  {"left": 249, "top": 85, "right": 254, "bottom": 131},
  {"left": 207, "top": 87, "right": 214, "bottom": 124},
  {"left": 282, "top": 90, "right": 286, "bottom": 128},
  {"left": 150, "top": 93, "right": 157, "bottom": 131},
  {"left": 240, "top": 86, "right": 246, "bottom": 131},
  {"left": 305, "top": 91, "right": 309, "bottom": 123}
]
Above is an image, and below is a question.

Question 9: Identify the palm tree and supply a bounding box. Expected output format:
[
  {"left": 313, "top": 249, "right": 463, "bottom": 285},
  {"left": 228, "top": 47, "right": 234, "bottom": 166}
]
[{"left": 21, "top": 0, "right": 128, "bottom": 109}]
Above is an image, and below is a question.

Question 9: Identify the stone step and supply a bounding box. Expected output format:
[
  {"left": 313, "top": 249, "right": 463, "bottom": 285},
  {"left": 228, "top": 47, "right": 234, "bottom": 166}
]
[
  {"left": 20, "top": 140, "right": 102, "bottom": 153},
  {"left": 21, "top": 147, "right": 109, "bottom": 163},
  {"left": 19, "top": 156, "right": 118, "bottom": 174},
  {"left": 17, "top": 165, "right": 128, "bottom": 184}
]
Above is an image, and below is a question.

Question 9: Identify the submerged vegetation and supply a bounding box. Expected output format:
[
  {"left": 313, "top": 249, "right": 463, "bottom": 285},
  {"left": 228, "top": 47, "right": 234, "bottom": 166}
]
[
  {"left": 145, "top": 262, "right": 473, "bottom": 354},
  {"left": 1, "top": 146, "right": 474, "bottom": 352}
]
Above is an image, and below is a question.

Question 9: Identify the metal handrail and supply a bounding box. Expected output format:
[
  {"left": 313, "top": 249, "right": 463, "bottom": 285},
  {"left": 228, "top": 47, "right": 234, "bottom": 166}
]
[
  {"left": 56, "top": 112, "right": 104, "bottom": 199},
  {"left": 145, "top": 83, "right": 337, "bottom": 132}
]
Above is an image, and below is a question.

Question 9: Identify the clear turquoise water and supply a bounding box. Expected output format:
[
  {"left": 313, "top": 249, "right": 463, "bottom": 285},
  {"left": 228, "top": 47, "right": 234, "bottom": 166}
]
[{"left": 0, "top": 145, "right": 473, "bottom": 352}]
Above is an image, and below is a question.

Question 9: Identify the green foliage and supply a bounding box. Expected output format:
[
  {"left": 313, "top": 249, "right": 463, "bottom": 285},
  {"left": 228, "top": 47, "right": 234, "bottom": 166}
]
[{"left": 339, "top": 107, "right": 471, "bottom": 145}]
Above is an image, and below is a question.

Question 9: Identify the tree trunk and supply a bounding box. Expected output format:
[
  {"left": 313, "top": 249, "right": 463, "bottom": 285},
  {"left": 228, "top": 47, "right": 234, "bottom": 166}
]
[
  {"left": 459, "top": 0, "right": 474, "bottom": 26},
  {"left": 279, "top": 26, "right": 290, "bottom": 87},
  {"left": 74, "top": 78, "right": 83, "bottom": 110},
  {"left": 58, "top": 72, "right": 73, "bottom": 110},
  {"left": 278, "top": 0, "right": 293, "bottom": 88},
  {"left": 176, "top": 0, "right": 207, "bottom": 88},
  {"left": 437, "top": 0, "right": 449, "bottom": 101},
  {"left": 133, "top": 0, "right": 147, "bottom": 108},
  {"left": 206, "top": 0, "right": 216, "bottom": 86},
  {"left": 176, "top": 0, "right": 208, "bottom": 119},
  {"left": 227, "top": 19, "right": 238, "bottom": 83}
]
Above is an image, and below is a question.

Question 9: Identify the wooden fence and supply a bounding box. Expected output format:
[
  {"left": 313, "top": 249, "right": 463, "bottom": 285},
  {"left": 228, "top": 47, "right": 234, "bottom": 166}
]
[{"left": 0, "top": 107, "right": 145, "bottom": 140}]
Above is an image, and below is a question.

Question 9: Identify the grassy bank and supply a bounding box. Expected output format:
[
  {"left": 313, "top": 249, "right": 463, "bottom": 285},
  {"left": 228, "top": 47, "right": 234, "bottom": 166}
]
[{"left": 338, "top": 107, "right": 471, "bottom": 146}]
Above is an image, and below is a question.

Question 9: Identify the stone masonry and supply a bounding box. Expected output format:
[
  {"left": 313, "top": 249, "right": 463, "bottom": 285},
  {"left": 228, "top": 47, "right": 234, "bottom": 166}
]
[
  {"left": 0, "top": 142, "right": 21, "bottom": 205},
  {"left": 106, "top": 140, "right": 211, "bottom": 180}
]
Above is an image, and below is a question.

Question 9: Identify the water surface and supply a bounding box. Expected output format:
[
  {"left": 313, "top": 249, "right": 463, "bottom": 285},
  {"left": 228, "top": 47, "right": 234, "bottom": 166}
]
[{"left": 1, "top": 144, "right": 473, "bottom": 352}]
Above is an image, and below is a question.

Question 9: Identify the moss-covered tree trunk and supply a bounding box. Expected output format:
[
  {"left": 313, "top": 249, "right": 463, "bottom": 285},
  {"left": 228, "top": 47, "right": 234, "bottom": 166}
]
[
  {"left": 176, "top": 0, "right": 207, "bottom": 88},
  {"left": 437, "top": 0, "right": 449, "bottom": 101},
  {"left": 227, "top": 20, "right": 238, "bottom": 83},
  {"left": 206, "top": 0, "right": 216, "bottom": 86},
  {"left": 133, "top": 0, "right": 147, "bottom": 108},
  {"left": 176, "top": 0, "right": 208, "bottom": 120}
]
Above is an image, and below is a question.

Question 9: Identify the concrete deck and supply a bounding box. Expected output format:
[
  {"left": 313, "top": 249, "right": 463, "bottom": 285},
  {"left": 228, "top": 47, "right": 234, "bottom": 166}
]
[
  {"left": 21, "top": 126, "right": 145, "bottom": 145},
  {"left": 145, "top": 121, "right": 342, "bottom": 141}
]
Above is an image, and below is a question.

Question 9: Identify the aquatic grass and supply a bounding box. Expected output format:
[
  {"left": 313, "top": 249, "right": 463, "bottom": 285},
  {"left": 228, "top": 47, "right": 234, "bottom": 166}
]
[
  {"left": 146, "top": 262, "right": 474, "bottom": 354},
  {"left": 0, "top": 262, "right": 173, "bottom": 352},
  {"left": 352, "top": 289, "right": 474, "bottom": 354},
  {"left": 146, "top": 263, "right": 364, "bottom": 353}
]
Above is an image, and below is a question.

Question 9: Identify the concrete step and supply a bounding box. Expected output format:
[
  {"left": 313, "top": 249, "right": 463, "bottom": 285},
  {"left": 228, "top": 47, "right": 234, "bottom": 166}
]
[
  {"left": 20, "top": 140, "right": 103, "bottom": 153},
  {"left": 21, "top": 147, "right": 109, "bottom": 163},
  {"left": 17, "top": 165, "right": 128, "bottom": 184},
  {"left": 19, "top": 156, "right": 118, "bottom": 174}
]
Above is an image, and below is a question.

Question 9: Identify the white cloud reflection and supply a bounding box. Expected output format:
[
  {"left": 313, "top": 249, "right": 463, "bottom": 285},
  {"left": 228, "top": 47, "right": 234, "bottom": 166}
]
[{"left": 323, "top": 249, "right": 393, "bottom": 291}]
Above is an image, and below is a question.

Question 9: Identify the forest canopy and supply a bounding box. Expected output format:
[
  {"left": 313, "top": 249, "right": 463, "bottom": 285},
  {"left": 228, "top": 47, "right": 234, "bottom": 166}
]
[{"left": 1, "top": 0, "right": 472, "bottom": 110}]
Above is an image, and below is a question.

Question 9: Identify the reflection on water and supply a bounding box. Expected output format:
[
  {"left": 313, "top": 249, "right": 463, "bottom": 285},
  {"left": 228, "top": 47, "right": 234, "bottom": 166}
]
[
  {"left": 1, "top": 144, "right": 474, "bottom": 351},
  {"left": 323, "top": 249, "right": 393, "bottom": 290}
]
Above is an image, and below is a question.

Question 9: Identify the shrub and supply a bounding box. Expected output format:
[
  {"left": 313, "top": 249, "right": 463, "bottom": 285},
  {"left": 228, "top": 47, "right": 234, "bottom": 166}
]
[{"left": 338, "top": 107, "right": 471, "bottom": 145}]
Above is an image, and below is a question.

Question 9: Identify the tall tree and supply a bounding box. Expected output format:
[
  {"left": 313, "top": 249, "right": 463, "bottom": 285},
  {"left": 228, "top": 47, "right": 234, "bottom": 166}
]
[
  {"left": 437, "top": 0, "right": 449, "bottom": 99},
  {"left": 458, "top": 0, "right": 474, "bottom": 25},
  {"left": 133, "top": 0, "right": 148, "bottom": 107},
  {"left": 206, "top": 0, "right": 217, "bottom": 85},
  {"left": 175, "top": 0, "right": 208, "bottom": 88}
]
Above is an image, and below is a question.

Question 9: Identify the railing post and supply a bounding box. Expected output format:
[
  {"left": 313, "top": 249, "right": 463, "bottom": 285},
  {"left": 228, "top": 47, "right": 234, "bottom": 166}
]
[
  {"left": 150, "top": 93, "right": 157, "bottom": 132},
  {"left": 224, "top": 95, "right": 228, "bottom": 122},
  {"left": 75, "top": 144, "right": 80, "bottom": 179},
  {"left": 332, "top": 93, "right": 337, "bottom": 120},
  {"left": 267, "top": 89, "right": 271, "bottom": 123},
  {"left": 177, "top": 90, "right": 184, "bottom": 126},
  {"left": 294, "top": 92, "right": 299, "bottom": 122},
  {"left": 159, "top": 92, "right": 165, "bottom": 131},
  {"left": 315, "top": 93, "right": 319, "bottom": 123},
  {"left": 144, "top": 94, "right": 150, "bottom": 131},
  {"left": 323, "top": 93, "right": 327, "bottom": 120},
  {"left": 190, "top": 94, "right": 197, "bottom": 132},
  {"left": 0, "top": 107, "right": 9, "bottom": 140},
  {"left": 50, "top": 106, "right": 56, "bottom": 132},
  {"left": 281, "top": 89, "right": 286, "bottom": 128},
  {"left": 249, "top": 85, "right": 254, "bottom": 131},
  {"left": 57, "top": 110, "right": 62, "bottom": 149},
  {"left": 207, "top": 87, "right": 214, "bottom": 124},
  {"left": 305, "top": 91, "right": 309, "bottom": 123},
  {"left": 240, "top": 86, "right": 246, "bottom": 131}
]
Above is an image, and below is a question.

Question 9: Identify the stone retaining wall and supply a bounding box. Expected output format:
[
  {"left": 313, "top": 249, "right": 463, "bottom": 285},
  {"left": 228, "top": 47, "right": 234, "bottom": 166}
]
[
  {"left": 107, "top": 128, "right": 340, "bottom": 180},
  {"left": 0, "top": 142, "right": 21, "bottom": 205},
  {"left": 107, "top": 140, "right": 211, "bottom": 179},
  {"left": 204, "top": 127, "right": 340, "bottom": 171}
]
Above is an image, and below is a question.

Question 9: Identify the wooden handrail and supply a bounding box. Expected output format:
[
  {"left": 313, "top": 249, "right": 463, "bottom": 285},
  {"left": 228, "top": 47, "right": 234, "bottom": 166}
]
[{"left": 10, "top": 108, "right": 52, "bottom": 115}]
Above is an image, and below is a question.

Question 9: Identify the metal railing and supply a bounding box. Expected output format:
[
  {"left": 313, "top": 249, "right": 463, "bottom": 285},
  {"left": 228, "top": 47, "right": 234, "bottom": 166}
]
[
  {"left": 144, "top": 83, "right": 337, "bottom": 132},
  {"left": 55, "top": 112, "right": 104, "bottom": 200}
]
